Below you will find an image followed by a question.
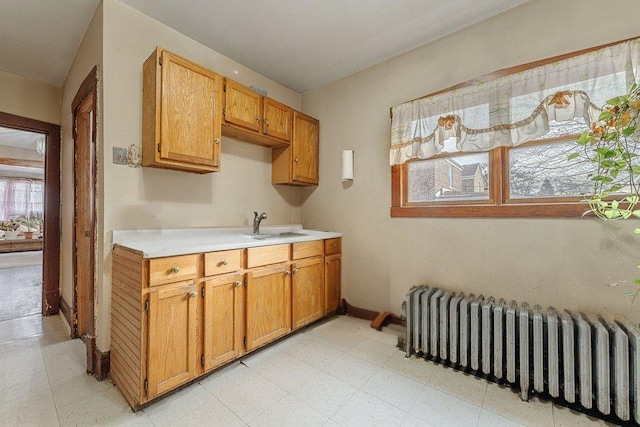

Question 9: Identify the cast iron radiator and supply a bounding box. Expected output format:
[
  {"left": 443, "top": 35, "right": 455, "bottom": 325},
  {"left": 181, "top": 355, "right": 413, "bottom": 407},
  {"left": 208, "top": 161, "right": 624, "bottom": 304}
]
[{"left": 404, "top": 286, "right": 640, "bottom": 423}]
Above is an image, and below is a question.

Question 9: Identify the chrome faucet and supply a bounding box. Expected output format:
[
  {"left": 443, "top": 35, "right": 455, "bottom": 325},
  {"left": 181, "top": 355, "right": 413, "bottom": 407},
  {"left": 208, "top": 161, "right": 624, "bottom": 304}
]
[{"left": 253, "top": 211, "right": 268, "bottom": 234}]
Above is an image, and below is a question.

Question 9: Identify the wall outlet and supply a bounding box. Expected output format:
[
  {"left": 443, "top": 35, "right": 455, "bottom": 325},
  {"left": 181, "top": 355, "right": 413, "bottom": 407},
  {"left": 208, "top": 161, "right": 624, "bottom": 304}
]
[{"left": 113, "top": 147, "right": 127, "bottom": 165}]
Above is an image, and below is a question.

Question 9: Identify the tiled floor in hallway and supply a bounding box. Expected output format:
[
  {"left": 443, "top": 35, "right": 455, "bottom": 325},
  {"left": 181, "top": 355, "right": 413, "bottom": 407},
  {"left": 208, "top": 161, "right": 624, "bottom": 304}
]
[{"left": 0, "top": 313, "right": 618, "bottom": 426}]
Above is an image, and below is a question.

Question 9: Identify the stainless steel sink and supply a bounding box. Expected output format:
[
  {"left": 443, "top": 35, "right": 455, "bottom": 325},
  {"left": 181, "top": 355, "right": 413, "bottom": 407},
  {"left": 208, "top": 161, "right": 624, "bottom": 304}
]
[{"left": 247, "top": 232, "right": 306, "bottom": 240}]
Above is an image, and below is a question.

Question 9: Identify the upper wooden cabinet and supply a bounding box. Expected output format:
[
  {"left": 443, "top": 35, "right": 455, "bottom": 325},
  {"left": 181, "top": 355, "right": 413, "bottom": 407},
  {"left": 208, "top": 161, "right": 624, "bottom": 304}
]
[
  {"left": 222, "top": 79, "right": 292, "bottom": 147},
  {"left": 142, "top": 47, "right": 223, "bottom": 173},
  {"left": 272, "top": 111, "right": 319, "bottom": 186}
]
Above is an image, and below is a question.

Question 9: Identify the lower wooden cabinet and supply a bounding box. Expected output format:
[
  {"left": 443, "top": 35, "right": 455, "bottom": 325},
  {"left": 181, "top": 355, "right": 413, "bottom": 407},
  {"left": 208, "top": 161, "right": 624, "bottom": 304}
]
[
  {"left": 324, "top": 238, "right": 342, "bottom": 314},
  {"left": 203, "top": 273, "right": 244, "bottom": 370},
  {"left": 325, "top": 254, "right": 342, "bottom": 314},
  {"left": 111, "top": 236, "right": 341, "bottom": 410},
  {"left": 292, "top": 256, "right": 324, "bottom": 329},
  {"left": 147, "top": 280, "right": 198, "bottom": 399},
  {"left": 246, "top": 264, "right": 291, "bottom": 350}
]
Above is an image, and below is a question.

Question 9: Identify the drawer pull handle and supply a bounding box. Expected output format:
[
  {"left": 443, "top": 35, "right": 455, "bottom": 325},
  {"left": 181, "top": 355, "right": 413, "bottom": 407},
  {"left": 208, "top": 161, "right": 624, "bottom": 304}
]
[
  {"left": 221, "top": 260, "right": 228, "bottom": 266},
  {"left": 189, "top": 291, "right": 197, "bottom": 298},
  {"left": 292, "top": 267, "right": 299, "bottom": 275},
  {"left": 214, "top": 137, "right": 221, "bottom": 144},
  {"left": 170, "top": 266, "right": 180, "bottom": 274},
  {"left": 264, "top": 119, "right": 270, "bottom": 126}
]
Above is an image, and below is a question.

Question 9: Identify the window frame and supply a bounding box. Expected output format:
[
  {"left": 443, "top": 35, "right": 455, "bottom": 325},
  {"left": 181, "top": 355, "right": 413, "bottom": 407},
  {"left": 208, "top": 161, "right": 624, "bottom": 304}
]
[{"left": 390, "top": 37, "right": 636, "bottom": 219}]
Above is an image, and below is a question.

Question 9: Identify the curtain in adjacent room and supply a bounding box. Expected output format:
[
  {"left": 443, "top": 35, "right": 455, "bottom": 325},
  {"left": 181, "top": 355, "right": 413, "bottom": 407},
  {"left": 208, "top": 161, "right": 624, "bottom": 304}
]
[{"left": 0, "top": 178, "right": 44, "bottom": 220}]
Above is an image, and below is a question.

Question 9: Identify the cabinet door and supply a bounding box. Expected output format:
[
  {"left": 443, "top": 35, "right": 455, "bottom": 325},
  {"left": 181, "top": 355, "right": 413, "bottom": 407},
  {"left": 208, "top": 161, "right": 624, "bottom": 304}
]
[
  {"left": 224, "top": 79, "right": 262, "bottom": 133},
  {"left": 246, "top": 264, "right": 291, "bottom": 350},
  {"left": 292, "top": 111, "right": 319, "bottom": 184},
  {"left": 325, "top": 254, "right": 341, "bottom": 315},
  {"left": 292, "top": 256, "right": 324, "bottom": 329},
  {"left": 263, "top": 97, "right": 291, "bottom": 142},
  {"left": 203, "top": 274, "right": 244, "bottom": 370},
  {"left": 160, "top": 50, "right": 222, "bottom": 169},
  {"left": 147, "top": 281, "right": 198, "bottom": 399}
]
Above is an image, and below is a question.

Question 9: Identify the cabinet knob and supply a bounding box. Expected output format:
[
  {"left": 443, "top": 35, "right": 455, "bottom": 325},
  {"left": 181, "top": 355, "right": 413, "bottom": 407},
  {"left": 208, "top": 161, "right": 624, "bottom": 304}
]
[
  {"left": 234, "top": 281, "right": 242, "bottom": 287},
  {"left": 256, "top": 117, "right": 261, "bottom": 123},
  {"left": 284, "top": 271, "right": 290, "bottom": 276},
  {"left": 294, "top": 158, "right": 299, "bottom": 163},
  {"left": 292, "top": 267, "right": 299, "bottom": 275},
  {"left": 221, "top": 260, "right": 228, "bottom": 266},
  {"left": 214, "top": 137, "right": 221, "bottom": 144},
  {"left": 170, "top": 266, "right": 180, "bottom": 274},
  {"left": 264, "top": 120, "right": 270, "bottom": 126},
  {"left": 189, "top": 291, "right": 197, "bottom": 298}
]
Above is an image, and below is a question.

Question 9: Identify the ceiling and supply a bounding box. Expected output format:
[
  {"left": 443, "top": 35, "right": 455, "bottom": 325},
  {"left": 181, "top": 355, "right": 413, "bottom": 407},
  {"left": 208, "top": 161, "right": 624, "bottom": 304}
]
[
  {"left": 0, "top": 0, "right": 101, "bottom": 86},
  {"left": 0, "top": 0, "right": 528, "bottom": 92},
  {"left": 120, "top": 0, "right": 529, "bottom": 92},
  {"left": 0, "top": 126, "right": 43, "bottom": 151},
  {"left": 0, "top": 126, "right": 44, "bottom": 179}
]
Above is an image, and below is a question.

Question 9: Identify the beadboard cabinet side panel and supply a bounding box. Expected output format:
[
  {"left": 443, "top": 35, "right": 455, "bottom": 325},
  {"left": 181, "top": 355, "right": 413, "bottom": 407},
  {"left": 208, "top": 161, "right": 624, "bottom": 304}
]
[{"left": 111, "top": 246, "right": 146, "bottom": 410}]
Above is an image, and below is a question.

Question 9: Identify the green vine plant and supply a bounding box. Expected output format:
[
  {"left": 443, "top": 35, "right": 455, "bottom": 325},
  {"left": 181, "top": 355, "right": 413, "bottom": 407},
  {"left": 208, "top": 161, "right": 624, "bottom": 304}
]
[{"left": 570, "top": 83, "right": 640, "bottom": 299}]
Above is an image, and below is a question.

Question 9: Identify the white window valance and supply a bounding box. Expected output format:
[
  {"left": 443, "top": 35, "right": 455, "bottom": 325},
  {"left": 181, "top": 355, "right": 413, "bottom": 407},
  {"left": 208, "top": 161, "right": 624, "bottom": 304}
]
[{"left": 390, "top": 38, "right": 640, "bottom": 166}]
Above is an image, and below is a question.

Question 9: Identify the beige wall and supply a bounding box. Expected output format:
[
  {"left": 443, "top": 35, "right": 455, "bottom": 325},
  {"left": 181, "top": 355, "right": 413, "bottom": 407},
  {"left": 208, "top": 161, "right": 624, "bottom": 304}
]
[
  {"left": 301, "top": 0, "right": 640, "bottom": 323},
  {"left": 97, "top": 0, "right": 303, "bottom": 349},
  {"left": 60, "top": 3, "right": 104, "bottom": 314},
  {"left": 0, "top": 70, "right": 61, "bottom": 125}
]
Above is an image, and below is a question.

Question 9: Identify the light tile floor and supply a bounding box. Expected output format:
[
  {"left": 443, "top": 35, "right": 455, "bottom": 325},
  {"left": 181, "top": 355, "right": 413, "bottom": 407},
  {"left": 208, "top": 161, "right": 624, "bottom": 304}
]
[{"left": 0, "top": 314, "right": 619, "bottom": 426}]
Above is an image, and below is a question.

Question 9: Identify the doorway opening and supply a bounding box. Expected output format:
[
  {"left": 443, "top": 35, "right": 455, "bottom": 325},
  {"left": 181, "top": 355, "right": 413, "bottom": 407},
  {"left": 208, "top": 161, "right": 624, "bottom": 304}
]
[
  {"left": 0, "top": 126, "right": 45, "bottom": 321},
  {"left": 0, "top": 112, "right": 61, "bottom": 320}
]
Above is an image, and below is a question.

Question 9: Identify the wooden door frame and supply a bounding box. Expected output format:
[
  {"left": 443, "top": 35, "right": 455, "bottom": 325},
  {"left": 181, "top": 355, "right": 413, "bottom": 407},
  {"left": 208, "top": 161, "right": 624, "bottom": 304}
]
[
  {"left": 0, "top": 112, "right": 61, "bottom": 316},
  {"left": 71, "top": 67, "right": 98, "bottom": 340}
]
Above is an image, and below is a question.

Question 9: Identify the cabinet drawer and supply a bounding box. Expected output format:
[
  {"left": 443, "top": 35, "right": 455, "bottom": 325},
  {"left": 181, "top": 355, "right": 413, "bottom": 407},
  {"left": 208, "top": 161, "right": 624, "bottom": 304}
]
[
  {"left": 292, "top": 240, "right": 323, "bottom": 260},
  {"left": 204, "top": 249, "right": 243, "bottom": 276},
  {"left": 148, "top": 254, "right": 198, "bottom": 286},
  {"left": 324, "top": 238, "right": 341, "bottom": 255},
  {"left": 247, "top": 244, "right": 289, "bottom": 268}
]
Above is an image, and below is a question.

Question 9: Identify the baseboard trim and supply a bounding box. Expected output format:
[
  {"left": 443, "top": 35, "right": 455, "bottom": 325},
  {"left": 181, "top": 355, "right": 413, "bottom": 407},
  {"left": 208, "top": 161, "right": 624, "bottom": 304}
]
[
  {"left": 59, "top": 295, "right": 73, "bottom": 334},
  {"left": 339, "top": 299, "right": 404, "bottom": 329}
]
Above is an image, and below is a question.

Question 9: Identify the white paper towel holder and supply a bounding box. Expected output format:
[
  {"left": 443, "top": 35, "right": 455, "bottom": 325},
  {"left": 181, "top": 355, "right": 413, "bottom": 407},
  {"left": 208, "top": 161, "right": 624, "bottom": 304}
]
[{"left": 342, "top": 149, "right": 354, "bottom": 183}]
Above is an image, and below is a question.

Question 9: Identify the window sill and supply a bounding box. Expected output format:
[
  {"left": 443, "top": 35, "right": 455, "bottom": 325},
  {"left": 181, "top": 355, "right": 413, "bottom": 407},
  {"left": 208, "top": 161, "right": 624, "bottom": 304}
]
[{"left": 390, "top": 202, "right": 592, "bottom": 218}]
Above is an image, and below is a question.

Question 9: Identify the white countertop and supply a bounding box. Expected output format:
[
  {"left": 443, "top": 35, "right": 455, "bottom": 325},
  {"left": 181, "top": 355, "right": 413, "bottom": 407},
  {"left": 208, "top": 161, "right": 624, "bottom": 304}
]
[{"left": 112, "top": 225, "right": 342, "bottom": 258}]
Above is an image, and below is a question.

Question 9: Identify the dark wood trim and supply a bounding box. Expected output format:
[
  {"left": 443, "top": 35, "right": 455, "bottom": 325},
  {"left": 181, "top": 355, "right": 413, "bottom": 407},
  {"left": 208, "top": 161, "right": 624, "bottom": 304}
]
[
  {"left": 339, "top": 299, "right": 403, "bottom": 328},
  {"left": 391, "top": 165, "right": 402, "bottom": 207},
  {"left": 72, "top": 66, "right": 98, "bottom": 112},
  {"left": 85, "top": 336, "right": 110, "bottom": 380},
  {"left": 391, "top": 202, "right": 590, "bottom": 218},
  {"left": 72, "top": 67, "right": 98, "bottom": 339},
  {"left": 59, "top": 295, "right": 74, "bottom": 335},
  {"left": 94, "top": 349, "right": 110, "bottom": 381},
  {"left": 0, "top": 157, "right": 45, "bottom": 168},
  {"left": 0, "top": 111, "right": 60, "bottom": 316}
]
